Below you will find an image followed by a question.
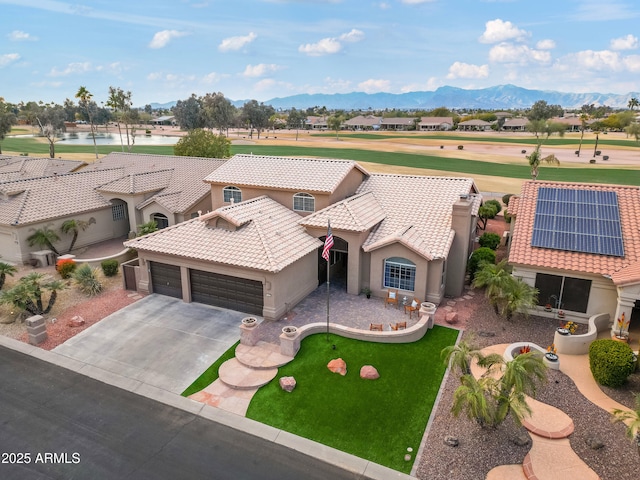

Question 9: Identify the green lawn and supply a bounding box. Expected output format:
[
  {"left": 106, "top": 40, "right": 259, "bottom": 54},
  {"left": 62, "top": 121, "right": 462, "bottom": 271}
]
[
  {"left": 181, "top": 341, "right": 239, "bottom": 397},
  {"left": 245, "top": 327, "right": 459, "bottom": 474}
]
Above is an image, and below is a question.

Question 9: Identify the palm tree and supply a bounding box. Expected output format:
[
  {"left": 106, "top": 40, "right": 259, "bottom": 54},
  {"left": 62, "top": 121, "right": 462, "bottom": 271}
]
[
  {"left": 472, "top": 259, "right": 511, "bottom": 313},
  {"left": 611, "top": 393, "right": 640, "bottom": 457},
  {"left": 441, "top": 338, "right": 487, "bottom": 376},
  {"left": 628, "top": 97, "right": 639, "bottom": 111},
  {"left": 527, "top": 144, "right": 560, "bottom": 181},
  {"left": 500, "top": 278, "right": 538, "bottom": 320},
  {"left": 60, "top": 218, "right": 94, "bottom": 253},
  {"left": 576, "top": 113, "right": 589, "bottom": 157},
  {"left": 75, "top": 86, "right": 98, "bottom": 159},
  {"left": 451, "top": 374, "right": 496, "bottom": 428},
  {"left": 0, "top": 261, "right": 17, "bottom": 290},
  {"left": 0, "top": 273, "right": 66, "bottom": 316},
  {"left": 27, "top": 225, "right": 60, "bottom": 255}
]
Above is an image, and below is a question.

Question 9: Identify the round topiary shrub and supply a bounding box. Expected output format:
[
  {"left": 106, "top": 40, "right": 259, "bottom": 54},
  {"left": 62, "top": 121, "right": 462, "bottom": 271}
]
[
  {"left": 467, "top": 247, "right": 496, "bottom": 280},
  {"left": 101, "top": 259, "right": 119, "bottom": 277},
  {"left": 440, "top": 145, "right": 444, "bottom": 149},
  {"left": 603, "top": 155, "right": 609, "bottom": 161},
  {"left": 457, "top": 145, "right": 464, "bottom": 150},
  {"left": 484, "top": 199, "right": 502, "bottom": 214},
  {"left": 478, "top": 232, "right": 501, "bottom": 250},
  {"left": 589, "top": 339, "right": 635, "bottom": 388},
  {"left": 595, "top": 150, "right": 601, "bottom": 156},
  {"left": 502, "top": 193, "right": 513, "bottom": 206}
]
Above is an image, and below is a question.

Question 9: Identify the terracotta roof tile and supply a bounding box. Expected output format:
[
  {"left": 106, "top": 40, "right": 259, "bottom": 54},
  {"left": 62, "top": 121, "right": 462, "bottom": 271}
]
[
  {"left": 125, "top": 196, "right": 322, "bottom": 272},
  {"left": 204, "top": 154, "right": 369, "bottom": 193},
  {"left": 0, "top": 156, "right": 85, "bottom": 182},
  {"left": 299, "top": 191, "right": 386, "bottom": 232},
  {"left": 509, "top": 181, "right": 640, "bottom": 285}
]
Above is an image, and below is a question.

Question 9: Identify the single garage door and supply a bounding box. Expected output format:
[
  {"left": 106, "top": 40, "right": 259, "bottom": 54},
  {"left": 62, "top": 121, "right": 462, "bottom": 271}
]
[
  {"left": 190, "top": 270, "right": 263, "bottom": 316},
  {"left": 150, "top": 262, "right": 183, "bottom": 298}
]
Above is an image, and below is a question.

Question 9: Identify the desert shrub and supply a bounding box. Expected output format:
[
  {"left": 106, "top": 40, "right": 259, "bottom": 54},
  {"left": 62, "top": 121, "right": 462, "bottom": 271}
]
[
  {"left": 479, "top": 232, "right": 501, "bottom": 250},
  {"left": 440, "top": 145, "right": 444, "bottom": 149},
  {"left": 603, "top": 155, "right": 609, "bottom": 161},
  {"left": 589, "top": 158, "right": 596, "bottom": 164},
  {"left": 467, "top": 247, "right": 496, "bottom": 280},
  {"left": 595, "top": 150, "right": 601, "bottom": 156},
  {"left": 589, "top": 339, "right": 635, "bottom": 388},
  {"left": 73, "top": 264, "right": 103, "bottom": 296},
  {"left": 504, "top": 211, "right": 512, "bottom": 224},
  {"left": 101, "top": 259, "right": 119, "bottom": 277},
  {"left": 56, "top": 258, "right": 76, "bottom": 279},
  {"left": 484, "top": 199, "right": 502, "bottom": 214},
  {"left": 502, "top": 193, "right": 513, "bottom": 206},
  {"left": 521, "top": 149, "right": 526, "bottom": 154},
  {"left": 457, "top": 145, "right": 464, "bottom": 150}
]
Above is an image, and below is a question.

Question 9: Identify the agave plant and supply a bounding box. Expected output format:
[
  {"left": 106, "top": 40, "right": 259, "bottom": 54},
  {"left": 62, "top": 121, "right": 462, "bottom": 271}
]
[{"left": 73, "top": 264, "right": 103, "bottom": 296}]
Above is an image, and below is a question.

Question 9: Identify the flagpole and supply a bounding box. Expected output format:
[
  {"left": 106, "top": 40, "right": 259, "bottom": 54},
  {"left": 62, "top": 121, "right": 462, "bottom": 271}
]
[{"left": 326, "top": 245, "right": 330, "bottom": 341}]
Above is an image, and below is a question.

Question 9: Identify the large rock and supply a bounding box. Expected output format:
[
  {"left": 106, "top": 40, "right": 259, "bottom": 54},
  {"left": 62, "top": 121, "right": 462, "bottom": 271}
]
[
  {"left": 444, "top": 435, "right": 459, "bottom": 447},
  {"left": 327, "top": 358, "right": 347, "bottom": 376},
  {"left": 68, "top": 315, "right": 85, "bottom": 327},
  {"left": 279, "top": 376, "right": 296, "bottom": 392},
  {"left": 360, "top": 365, "right": 380, "bottom": 380},
  {"left": 445, "top": 312, "right": 458, "bottom": 324}
]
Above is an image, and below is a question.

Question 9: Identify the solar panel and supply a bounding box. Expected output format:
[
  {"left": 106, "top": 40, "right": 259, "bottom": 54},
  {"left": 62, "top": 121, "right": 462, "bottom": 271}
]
[{"left": 531, "top": 187, "right": 625, "bottom": 257}]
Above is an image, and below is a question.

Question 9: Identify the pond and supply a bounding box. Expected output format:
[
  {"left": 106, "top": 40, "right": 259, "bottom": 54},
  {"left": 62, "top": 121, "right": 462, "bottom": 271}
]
[{"left": 18, "top": 131, "right": 180, "bottom": 146}]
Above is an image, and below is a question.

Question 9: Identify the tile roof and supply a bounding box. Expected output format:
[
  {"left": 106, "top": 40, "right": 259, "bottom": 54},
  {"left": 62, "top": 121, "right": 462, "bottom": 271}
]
[
  {"left": 299, "top": 191, "right": 386, "bottom": 232},
  {"left": 0, "top": 153, "right": 225, "bottom": 226},
  {"left": 509, "top": 181, "right": 640, "bottom": 285},
  {"left": 0, "top": 156, "right": 85, "bottom": 182},
  {"left": 419, "top": 116, "right": 454, "bottom": 125},
  {"left": 125, "top": 196, "right": 322, "bottom": 272},
  {"left": 204, "top": 154, "right": 369, "bottom": 194},
  {"left": 355, "top": 174, "right": 479, "bottom": 260}
]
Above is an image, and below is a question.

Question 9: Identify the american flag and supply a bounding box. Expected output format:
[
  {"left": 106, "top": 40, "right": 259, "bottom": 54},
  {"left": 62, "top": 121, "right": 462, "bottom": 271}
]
[{"left": 322, "top": 220, "right": 334, "bottom": 262}]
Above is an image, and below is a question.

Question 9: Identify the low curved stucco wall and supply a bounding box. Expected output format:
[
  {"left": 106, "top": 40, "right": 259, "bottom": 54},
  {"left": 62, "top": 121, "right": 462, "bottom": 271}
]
[
  {"left": 554, "top": 313, "right": 611, "bottom": 355},
  {"left": 72, "top": 249, "right": 135, "bottom": 269},
  {"left": 503, "top": 342, "right": 560, "bottom": 370}
]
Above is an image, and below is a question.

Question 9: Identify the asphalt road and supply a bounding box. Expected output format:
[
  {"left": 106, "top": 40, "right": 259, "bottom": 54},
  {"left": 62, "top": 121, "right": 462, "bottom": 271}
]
[{"left": 0, "top": 346, "right": 362, "bottom": 480}]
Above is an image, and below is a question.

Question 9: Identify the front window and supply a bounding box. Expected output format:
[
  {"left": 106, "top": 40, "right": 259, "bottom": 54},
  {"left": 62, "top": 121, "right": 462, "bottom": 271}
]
[
  {"left": 535, "top": 273, "right": 591, "bottom": 313},
  {"left": 223, "top": 186, "right": 242, "bottom": 203},
  {"left": 151, "top": 213, "right": 169, "bottom": 230},
  {"left": 111, "top": 203, "right": 126, "bottom": 221},
  {"left": 293, "top": 192, "right": 315, "bottom": 212},
  {"left": 384, "top": 257, "right": 416, "bottom": 291}
]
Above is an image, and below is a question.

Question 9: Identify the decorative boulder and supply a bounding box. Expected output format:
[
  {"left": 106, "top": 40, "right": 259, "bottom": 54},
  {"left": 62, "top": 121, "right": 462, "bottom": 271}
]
[
  {"left": 444, "top": 435, "right": 459, "bottom": 447},
  {"left": 279, "top": 376, "right": 296, "bottom": 392},
  {"left": 360, "top": 365, "right": 380, "bottom": 380},
  {"left": 68, "top": 315, "right": 85, "bottom": 327},
  {"left": 445, "top": 312, "right": 458, "bottom": 324},
  {"left": 327, "top": 358, "right": 347, "bottom": 376}
]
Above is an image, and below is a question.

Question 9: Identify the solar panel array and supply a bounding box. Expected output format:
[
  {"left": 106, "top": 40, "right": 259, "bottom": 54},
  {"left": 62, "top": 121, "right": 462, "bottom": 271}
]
[{"left": 531, "top": 187, "right": 624, "bottom": 257}]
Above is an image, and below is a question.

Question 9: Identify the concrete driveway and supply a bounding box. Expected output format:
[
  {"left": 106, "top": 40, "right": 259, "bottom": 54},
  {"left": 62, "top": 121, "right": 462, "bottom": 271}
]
[{"left": 53, "top": 295, "right": 245, "bottom": 394}]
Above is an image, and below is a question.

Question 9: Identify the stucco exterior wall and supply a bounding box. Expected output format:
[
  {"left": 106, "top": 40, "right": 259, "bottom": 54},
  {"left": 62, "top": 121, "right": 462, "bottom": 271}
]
[
  {"left": 0, "top": 228, "right": 18, "bottom": 263},
  {"left": 368, "top": 244, "right": 430, "bottom": 302},
  {"left": 427, "top": 258, "right": 446, "bottom": 304}
]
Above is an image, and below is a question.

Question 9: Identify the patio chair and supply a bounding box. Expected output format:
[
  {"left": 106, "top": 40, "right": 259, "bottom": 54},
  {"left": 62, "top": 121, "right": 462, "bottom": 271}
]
[
  {"left": 384, "top": 289, "right": 399, "bottom": 308},
  {"left": 396, "top": 321, "right": 407, "bottom": 330},
  {"left": 404, "top": 298, "right": 420, "bottom": 319},
  {"left": 370, "top": 323, "right": 383, "bottom": 331}
]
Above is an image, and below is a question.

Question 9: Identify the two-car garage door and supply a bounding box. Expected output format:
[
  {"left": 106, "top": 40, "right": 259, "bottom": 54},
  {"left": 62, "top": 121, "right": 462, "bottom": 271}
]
[{"left": 150, "top": 262, "right": 263, "bottom": 316}]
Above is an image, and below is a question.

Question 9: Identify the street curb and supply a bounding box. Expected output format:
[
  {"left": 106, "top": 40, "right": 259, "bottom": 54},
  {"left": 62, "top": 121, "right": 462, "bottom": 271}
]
[{"left": 0, "top": 335, "right": 414, "bottom": 479}]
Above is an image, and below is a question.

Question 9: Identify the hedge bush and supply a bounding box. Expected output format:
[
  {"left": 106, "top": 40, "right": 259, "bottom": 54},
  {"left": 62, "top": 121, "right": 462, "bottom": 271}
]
[
  {"left": 101, "top": 259, "right": 119, "bottom": 277},
  {"left": 502, "top": 193, "right": 513, "bottom": 206},
  {"left": 484, "top": 199, "right": 502, "bottom": 214},
  {"left": 56, "top": 258, "right": 76, "bottom": 279},
  {"left": 479, "top": 232, "right": 501, "bottom": 250},
  {"left": 467, "top": 247, "right": 496, "bottom": 280},
  {"left": 457, "top": 145, "right": 464, "bottom": 150},
  {"left": 589, "top": 339, "right": 635, "bottom": 388}
]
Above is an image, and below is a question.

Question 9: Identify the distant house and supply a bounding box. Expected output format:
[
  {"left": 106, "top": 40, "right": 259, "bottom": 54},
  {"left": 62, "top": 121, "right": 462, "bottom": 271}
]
[
  {"left": 550, "top": 116, "right": 587, "bottom": 133},
  {"left": 0, "top": 153, "right": 222, "bottom": 264},
  {"left": 508, "top": 180, "right": 640, "bottom": 326},
  {"left": 125, "top": 154, "right": 481, "bottom": 320},
  {"left": 418, "top": 117, "right": 455, "bottom": 131},
  {"left": 305, "top": 116, "right": 328, "bottom": 130},
  {"left": 343, "top": 115, "right": 381, "bottom": 131},
  {"left": 152, "top": 116, "right": 176, "bottom": 126},
  {"left": 457, "top": 119, "right": 492, "bottom": 131},
  {"left": 379, "top": 117, "right": 415, "bottom": 131},
  {"left": 502, "top": 118, "right": 528, "bottom": 132}
]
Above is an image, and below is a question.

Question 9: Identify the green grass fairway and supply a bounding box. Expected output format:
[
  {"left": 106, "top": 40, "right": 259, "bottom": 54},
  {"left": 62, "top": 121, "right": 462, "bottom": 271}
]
[{"left": 246, "top": 327, "right": 459, "bottom": 474}]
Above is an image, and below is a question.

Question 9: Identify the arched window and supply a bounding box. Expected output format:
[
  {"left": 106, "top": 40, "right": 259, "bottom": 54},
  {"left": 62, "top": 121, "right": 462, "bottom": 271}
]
[
  {"left": 293, "top": 192, "right": 315, "bottom": 212},
  {"left": 384, "top": 257, "right": 416, "bottom": 291},
  {"left": 151, "top": 213, "right": 169, "bottom": 229},
  {"left": 223, "top": 186, "right": 242, "bottom": 204}
]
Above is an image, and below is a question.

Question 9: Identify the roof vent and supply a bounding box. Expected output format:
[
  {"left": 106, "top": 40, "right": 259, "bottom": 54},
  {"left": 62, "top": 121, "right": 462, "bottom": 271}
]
[{"left": 459, "top": 194, "right": 469, "bottom": 200}]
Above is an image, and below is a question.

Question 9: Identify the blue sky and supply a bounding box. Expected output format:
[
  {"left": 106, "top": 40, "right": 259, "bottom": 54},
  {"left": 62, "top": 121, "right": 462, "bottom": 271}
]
[{"left": 1, "top": 0, "right": 639, "bottom": 106}]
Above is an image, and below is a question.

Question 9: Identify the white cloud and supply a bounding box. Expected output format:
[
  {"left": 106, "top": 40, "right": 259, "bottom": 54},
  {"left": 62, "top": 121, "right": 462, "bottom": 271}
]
[
  {"left": 254, "top": 78, "right": 277, "bottom": 91},
  {"left": 479, "top": 19, "right": 529, "bottom": 44},
  {"left": 202, "top": 72, "right": 224, "bottom": 84},
  {"left": 339, "top": 29, "right": 365, "bottom": 42},
  {"left": 573, "top": 1, "right": 637, "bottom": 21},
  {"left": 400, "top": 77, "right": 440, "bottom": 92},
  {"left": 242, "top": 63, "right": 281, "bottom": 77},
  {"left": 400, "top": 0, "right": 437, "bottom": 4},
  {"left": 149, "top": 30, "right": 189, "bottom": 49},
  {"left": 610, "top": 34, "right": 638, "bottom": 51},
  {"left": 566, "top": 50, "right": 624, "bottom": 71},
  {"left": 299, "top": 37, "right": 342, "bottom": 56},
  {"left": 48, "top": 62, "right": 93, "bottom": 76},
  {"left": 218, "top": 32, "right": 257, "bottom": 52},
  {"left": 536, "top": 39, "right": 556, "bottom": 50},
  {"left": 8, "top": 30, "right": 37, "bottom": 41},
  {"left": 624, "top": 55, "right": 640, "bottom": 72},
  {"left": 446, "top": 62, "right": 489, "bottom": 79},
  {"left": 489, "top": 43, "right": 551, "bottom": 64},
  {"left": 0, "top": 53, "right": 20, "bottom": 67},
  {"left": 357, "top": 78, "right": 391, "bottom": 93},
  {"left": 299, "top": 29, "right": 364, "bottom": 56}
]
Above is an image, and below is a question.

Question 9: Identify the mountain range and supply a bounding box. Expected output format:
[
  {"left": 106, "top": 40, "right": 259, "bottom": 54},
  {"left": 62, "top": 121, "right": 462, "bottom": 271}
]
[{"left": 149, "top": 84, "right": 639, "bottom": 112}]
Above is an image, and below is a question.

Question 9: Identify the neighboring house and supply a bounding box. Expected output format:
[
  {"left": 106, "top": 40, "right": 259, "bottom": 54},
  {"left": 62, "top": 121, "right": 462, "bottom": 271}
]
[
  {"left": 0, "top": 156, "right": 85, "bottom": 183},
  {"left": 151, "top": 116, "right": 176, "bottom": 126},
  {"left": 305, "top": 116, "right": 328, "bottom": 130},
  {"left": 418, "top": 117, "right": 455, "bottom": 131},
  {"left": 0, "top": 153, "right": 223, "bottom": 264},
  {"left": 508, "top": 180, "right": 640, "bottom": 327},
  {"left": 502, "top": 118, "right": 528, "bottom": 132},
  {"left": 457, "top": 119, "right": 492, "bottom": 131},
  {"left": 125, "top": 154, "right": 480, "bottom": 321},
  {"left": 379, "top": 117, "right": 415, "bottom": 131},
  {"left": 343, "top": 115, "right": 381, "bottom": 131},
  {"left": 550, "top": 116, "right": 588, "bottom": 133}
]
